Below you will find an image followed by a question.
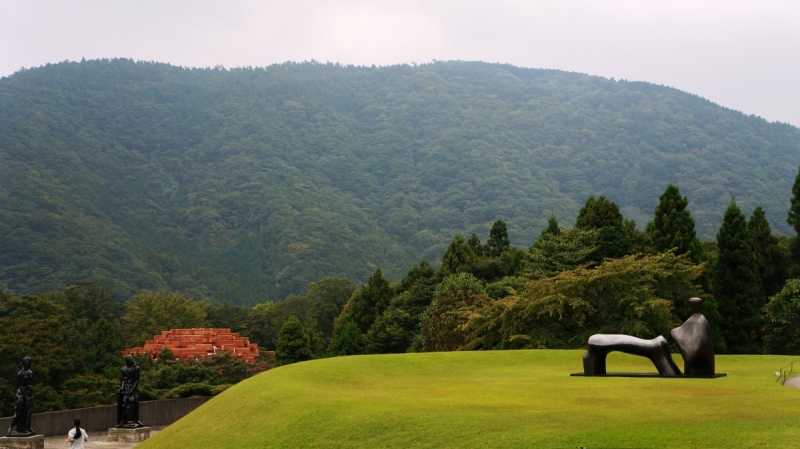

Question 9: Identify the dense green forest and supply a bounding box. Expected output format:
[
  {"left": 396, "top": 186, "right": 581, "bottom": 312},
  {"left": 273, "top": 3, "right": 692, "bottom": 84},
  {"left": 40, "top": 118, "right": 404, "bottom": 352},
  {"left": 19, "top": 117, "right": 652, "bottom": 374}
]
[
  {"left": 4, "top": 177, "right": 800, "bottom": 414},
  {"left": 1, "top": 59, "right": 799, "bottom": 304}
]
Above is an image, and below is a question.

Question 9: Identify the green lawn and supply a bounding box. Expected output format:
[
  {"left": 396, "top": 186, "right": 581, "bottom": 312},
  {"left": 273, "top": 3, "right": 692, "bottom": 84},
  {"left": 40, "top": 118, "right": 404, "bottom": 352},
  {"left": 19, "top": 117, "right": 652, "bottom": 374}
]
[{"left": 140, "top": 350, "right": 800, "bottom": 448}]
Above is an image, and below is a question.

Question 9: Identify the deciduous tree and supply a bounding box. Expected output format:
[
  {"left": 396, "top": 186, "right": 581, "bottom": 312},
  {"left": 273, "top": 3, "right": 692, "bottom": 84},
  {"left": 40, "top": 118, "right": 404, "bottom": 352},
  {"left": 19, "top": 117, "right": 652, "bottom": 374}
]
[
  {"left": 121, "top": 291, "right": 211, "bottom": 347},
  {"left": 762, "top": 278, "right": 800, "bottom": 354},
  {"left": 416, "top": 273, "right": 490, "bottom": 352}
]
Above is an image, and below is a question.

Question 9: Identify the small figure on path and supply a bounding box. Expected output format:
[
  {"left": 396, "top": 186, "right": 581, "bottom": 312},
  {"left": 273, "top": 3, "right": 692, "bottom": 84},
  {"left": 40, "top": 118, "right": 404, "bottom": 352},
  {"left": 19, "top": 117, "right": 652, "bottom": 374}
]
[
  {"left": 65, "top": 418, "right": 88, "bottom": 449},
  {"left": 7, "top": 355, "right": 35, "bottom": 436},
  {"left": 116, "top": 355, "right": 144, "bottom": 428}
]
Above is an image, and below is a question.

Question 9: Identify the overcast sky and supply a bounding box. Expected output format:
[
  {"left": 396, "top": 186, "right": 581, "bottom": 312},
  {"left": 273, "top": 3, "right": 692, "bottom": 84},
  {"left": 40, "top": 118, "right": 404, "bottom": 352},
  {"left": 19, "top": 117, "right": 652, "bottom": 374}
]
[{"left": 2, "top": 0, "right": 798, "bottom": 127}]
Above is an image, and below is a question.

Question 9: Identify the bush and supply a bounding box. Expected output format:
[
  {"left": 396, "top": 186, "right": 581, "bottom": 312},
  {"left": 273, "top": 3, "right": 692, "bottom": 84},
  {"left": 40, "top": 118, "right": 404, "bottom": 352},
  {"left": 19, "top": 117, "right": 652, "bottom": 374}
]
[
  {"left": 468, "top": 252, "right": 707, "bottom": 350},
  {"left": 275, "top": 315, "right": 313, "bottom": 365},
  {"left": 331, "top": 321, "right": 366, "bottom": 356},
  {"left": 762, "top": 279, "right": 800, "bottom": 354},
  {"left": 416, "top": 273, "right": 489, "bottom": 352}
]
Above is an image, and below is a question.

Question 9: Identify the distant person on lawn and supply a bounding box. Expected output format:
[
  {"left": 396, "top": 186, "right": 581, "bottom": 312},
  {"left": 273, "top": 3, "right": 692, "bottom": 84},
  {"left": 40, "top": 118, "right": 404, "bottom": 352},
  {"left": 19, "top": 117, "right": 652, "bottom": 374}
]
[{"left": 65, "top": 418, "right": 88, "bottom": 449}]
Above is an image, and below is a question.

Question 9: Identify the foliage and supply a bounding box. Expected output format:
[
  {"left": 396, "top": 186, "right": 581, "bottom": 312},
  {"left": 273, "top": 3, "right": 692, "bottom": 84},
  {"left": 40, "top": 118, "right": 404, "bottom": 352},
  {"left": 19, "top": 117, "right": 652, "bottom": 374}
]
[
  {"left": 60, "top": 374, "right": 118, "bottom": 409},
  {"left": 747, "top": 206, "right": 787, "bottom": 307},
  {"left": 467, "top": 252, "right": 705, "bottom": 350},
  {"left": 85, "top": 317, "right": 123, "bottom": 379},
  {"left": 364, "top": 308, "right": 417, "bottom": 354},
  {"left": 762, "top": 278, "right": 800, "bottom": 354},
  {"left": 714, "top": 198, "right": 760, "bottom": 353},
  {"left": 363, "top": 261, "right": 438, "bottom": 354},
  {"left": 543, "top": 214, "right": 560, "bottom": 237},
  {"left": 307, "top": 277, "right": 356, "bottom": 342},
  {"left": 275, "top": 315, "right": 313, "bottom": 366},
  {"left": 648, "top": 183, "right": 698, "bottom": 257},
  {"left": 208, "top": 301, "right": 250, "bottom": 334},
  {"left": 485, "top": 220, "right": 511, "bottom": 257},
  {"left": 575, "top": 195, "right": 624, "bottom": 231},
  {"left": 0, "top": 292, "right": 83, "bottom": 414},
  {"left": 121, "top": 291, "right": 211, "bottom": 347},
  {"left": 529, "top": 228, "right": 600, "bottom": 277},
  {"left": 335, "top": 269, "right": 393, "bottom": 335},
  {"left": 2, "top": 60, "right": 799, "bottom": 305},
  {"left": 416, "top": 273, "right": 490, "bottom": 352},
  {"left": 789, "top": 166, "right": 800, "bottom": 225},
  {"left": 330, "top": 321, "right": 366, "bottom": 356},
  {"left": 573, "top": 195, "right": 635, "bottom": 260},
  {"left": 139, "top": 352, "right": 257, "bottom": 400},
  {"left": 467, "top": 233, "right": 484, "bottom": 257},
  {"left": 246, "top": 295, "right": 311, "bottom": 351},
  {"left": 439, "top": 235, "right": 476, "bottom": 274}
]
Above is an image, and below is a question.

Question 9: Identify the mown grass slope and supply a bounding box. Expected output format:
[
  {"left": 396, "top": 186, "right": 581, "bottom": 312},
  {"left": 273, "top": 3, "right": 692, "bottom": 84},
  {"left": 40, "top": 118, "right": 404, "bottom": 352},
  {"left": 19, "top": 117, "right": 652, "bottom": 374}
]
[{"left": 140, "top": 350, "right": 800, "bottom": 448}]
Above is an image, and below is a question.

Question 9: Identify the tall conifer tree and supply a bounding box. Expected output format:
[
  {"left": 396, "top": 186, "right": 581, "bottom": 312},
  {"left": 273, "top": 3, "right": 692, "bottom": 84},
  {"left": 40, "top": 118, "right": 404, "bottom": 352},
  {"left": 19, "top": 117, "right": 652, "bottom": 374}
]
[
  {"left": 714, "top": 198, "right": 759, "bottom": 353},
  {"left": 275, "top": 315, "right": 313, "bottom": 365},
  {"left": 344, "top": 268, "right": 393, "bottom": 334},
  {"left": 467, "top": 233, "right": 484, "bottom": 257},
  {"left": 542, "top": 214, "right": 560, "bottom": 237},
  {"left": 575, "top": 196, "right": 631, "bottom": 259},
  {"left": 649, "top": 184, "right": 698, "bottom": 256},
  {"left": 575, "top": 195, "right": 624, "bottom": 230},
  {"left": 485, "top": 220, "right": 511, "bottom": 257},
  {"left": 787, "top": 165, "right": 800, "bottom": 268},
  {"left": 441, "top": 235, "right": 476, "bottom": 273},
  {"left": 747, "top": 206, "right": 787, "bottom": 307}
]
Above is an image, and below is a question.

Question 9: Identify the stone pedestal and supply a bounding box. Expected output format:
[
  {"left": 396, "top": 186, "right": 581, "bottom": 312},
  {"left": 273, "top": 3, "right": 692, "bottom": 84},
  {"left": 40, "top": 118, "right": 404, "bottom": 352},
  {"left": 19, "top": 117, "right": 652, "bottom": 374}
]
[
  {"left": 108, "top": 427, "right": 151, "bottom": 443},
  {"left": 0, "top": 435, "right": 44, "bottom": 449}
]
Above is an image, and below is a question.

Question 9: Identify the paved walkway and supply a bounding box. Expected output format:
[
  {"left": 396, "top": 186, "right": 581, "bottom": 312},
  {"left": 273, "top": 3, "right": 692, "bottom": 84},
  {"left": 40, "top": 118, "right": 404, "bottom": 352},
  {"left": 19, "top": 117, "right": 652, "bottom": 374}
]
[
  {"left": 44, "top": 427, "right": 164, "bottom": 449},
  {"left": 783, "top": 374, "right": 800, "bottom": 389}
]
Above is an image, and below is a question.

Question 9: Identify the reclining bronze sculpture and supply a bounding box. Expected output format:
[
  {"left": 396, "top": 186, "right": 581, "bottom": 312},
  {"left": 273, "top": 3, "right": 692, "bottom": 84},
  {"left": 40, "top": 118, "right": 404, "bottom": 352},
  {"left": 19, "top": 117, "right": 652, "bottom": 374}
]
[{"left": 579, "top": 298, "right": 721, "bottom": 377}]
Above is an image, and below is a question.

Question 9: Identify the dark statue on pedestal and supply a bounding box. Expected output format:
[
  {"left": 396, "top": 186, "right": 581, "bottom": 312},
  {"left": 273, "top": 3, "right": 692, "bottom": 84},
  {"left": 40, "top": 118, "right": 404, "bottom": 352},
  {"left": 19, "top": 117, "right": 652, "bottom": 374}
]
[
  {"left": 670, "top": 297, "right": 715, "bottom": 375},
  {"left": 7, "top": 356, "right": 36, "bottom": 437},
  {"left": 116, "top": 355, "right": 144, "bottom": 428},
  {"left": 583, "top": 334, "right": 681, "bottom": 376},
  {"left": 580, "top": 298, "right": 722, "bottom": 377}
]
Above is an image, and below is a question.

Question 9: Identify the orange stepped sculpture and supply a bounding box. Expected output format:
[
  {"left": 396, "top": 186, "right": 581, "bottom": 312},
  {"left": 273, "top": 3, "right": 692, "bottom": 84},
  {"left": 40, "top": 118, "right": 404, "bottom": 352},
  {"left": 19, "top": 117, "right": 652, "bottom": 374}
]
[{"left": 123, "top": 328, "right": 259, "bottom": 363}]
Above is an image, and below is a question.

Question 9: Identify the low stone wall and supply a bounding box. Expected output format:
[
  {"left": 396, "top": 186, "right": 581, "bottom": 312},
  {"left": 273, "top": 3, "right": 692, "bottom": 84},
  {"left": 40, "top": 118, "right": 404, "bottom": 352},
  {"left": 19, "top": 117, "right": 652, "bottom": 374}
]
[{"left": 0, "top": 397, "right": 211, "bottom": 437}]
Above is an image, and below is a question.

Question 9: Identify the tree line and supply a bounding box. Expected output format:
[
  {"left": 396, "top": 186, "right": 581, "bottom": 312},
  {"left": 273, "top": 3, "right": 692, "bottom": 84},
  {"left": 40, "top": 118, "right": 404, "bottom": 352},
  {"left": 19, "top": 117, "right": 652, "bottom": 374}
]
[{"left": 5, "top": 172, "right": 800, "bottom": 414}]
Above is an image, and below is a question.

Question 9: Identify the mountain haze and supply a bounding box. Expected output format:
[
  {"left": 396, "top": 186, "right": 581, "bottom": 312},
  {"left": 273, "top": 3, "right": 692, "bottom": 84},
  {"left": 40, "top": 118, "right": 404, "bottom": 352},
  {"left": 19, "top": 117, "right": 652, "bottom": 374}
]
[{"left": 1, "top": 59, "right": 798, "bottom": 304}]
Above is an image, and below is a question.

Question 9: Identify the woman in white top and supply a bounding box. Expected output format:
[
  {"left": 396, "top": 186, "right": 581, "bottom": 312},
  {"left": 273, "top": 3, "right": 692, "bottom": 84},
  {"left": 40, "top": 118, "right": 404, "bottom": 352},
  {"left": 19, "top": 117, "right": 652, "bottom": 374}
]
[{"left": 65, "top": 418, "right": 88, "bottom": 449}]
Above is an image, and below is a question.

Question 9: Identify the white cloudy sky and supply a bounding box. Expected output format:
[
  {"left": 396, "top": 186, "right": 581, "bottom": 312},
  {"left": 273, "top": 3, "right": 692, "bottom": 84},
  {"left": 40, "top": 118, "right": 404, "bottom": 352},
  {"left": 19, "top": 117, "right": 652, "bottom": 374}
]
[{"left": 2, "top": 0, "right": 798, "bottom": 127}]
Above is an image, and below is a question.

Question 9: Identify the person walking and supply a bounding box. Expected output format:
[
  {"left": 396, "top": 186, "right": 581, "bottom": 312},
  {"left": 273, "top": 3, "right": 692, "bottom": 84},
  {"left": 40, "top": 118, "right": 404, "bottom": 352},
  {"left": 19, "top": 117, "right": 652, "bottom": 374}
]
[{"left": 65, "top": 418, "right": 88, "bottom": 449}]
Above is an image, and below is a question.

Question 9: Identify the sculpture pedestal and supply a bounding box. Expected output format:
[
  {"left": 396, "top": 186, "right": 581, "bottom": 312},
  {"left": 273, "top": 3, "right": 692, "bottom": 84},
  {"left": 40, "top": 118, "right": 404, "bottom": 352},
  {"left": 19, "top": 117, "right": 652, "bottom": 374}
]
[
  {"left": 108, "top": 427, "right": 151, "bottom": 442},
  {"left": 0, "top": 435, "right": 44, "bottom": 449}
]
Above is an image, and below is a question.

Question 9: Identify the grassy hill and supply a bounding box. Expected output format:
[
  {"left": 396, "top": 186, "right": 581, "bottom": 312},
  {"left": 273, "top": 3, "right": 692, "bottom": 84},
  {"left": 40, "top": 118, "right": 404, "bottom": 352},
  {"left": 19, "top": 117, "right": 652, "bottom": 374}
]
[
  {"left": 2, "top": 60, "right": 799, "bottom": 303},
  {"left": 140, "top": 350, "right": 800, "bottom": 448}
]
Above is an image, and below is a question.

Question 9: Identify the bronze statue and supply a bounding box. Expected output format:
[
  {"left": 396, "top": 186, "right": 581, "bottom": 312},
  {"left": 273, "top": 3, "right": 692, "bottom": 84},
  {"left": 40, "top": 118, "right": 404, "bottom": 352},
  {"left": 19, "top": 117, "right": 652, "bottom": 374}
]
[
  {"left": 670, "top": 297, "right": 715, "bottom": 375},
  {"left": 116, "top": 355, "right": 144, "bottom": 428},
  {"left": 7, "top": 356, "right": 35, "bottom": 436},
  {"left": 581, "top": 298, "right": 718, "bottom": 377},
  {"left": 583, "top": 334, "right": 681, "bottom": 376}
]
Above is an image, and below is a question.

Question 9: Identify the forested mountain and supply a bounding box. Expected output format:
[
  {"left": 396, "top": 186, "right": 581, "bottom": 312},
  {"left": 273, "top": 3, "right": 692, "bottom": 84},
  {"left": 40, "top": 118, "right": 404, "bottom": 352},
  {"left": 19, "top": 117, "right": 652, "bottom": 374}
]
[{"left": 1, "top": 59, "right": 799, "bottom": 304}]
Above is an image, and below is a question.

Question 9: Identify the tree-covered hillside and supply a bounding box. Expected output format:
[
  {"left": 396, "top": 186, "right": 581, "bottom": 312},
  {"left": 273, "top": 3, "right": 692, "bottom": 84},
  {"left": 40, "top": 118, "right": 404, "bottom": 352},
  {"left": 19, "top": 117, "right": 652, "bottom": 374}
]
[{"left": 1, "top": 59, "right": 799, "bottom": 304}]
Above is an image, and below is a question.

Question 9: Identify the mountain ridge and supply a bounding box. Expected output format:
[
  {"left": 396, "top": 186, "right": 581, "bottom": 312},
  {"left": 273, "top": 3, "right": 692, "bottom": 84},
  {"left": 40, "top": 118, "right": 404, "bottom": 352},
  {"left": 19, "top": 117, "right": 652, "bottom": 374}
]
[{"left": 1, "top": 59, "right": 798, "bottom": 304}]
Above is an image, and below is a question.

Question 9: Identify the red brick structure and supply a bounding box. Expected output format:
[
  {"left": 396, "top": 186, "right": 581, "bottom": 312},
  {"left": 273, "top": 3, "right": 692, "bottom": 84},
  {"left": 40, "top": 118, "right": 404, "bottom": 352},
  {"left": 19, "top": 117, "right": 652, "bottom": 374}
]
[{"left": 122, "top": 328, "right": 259, "bottom": 363}]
